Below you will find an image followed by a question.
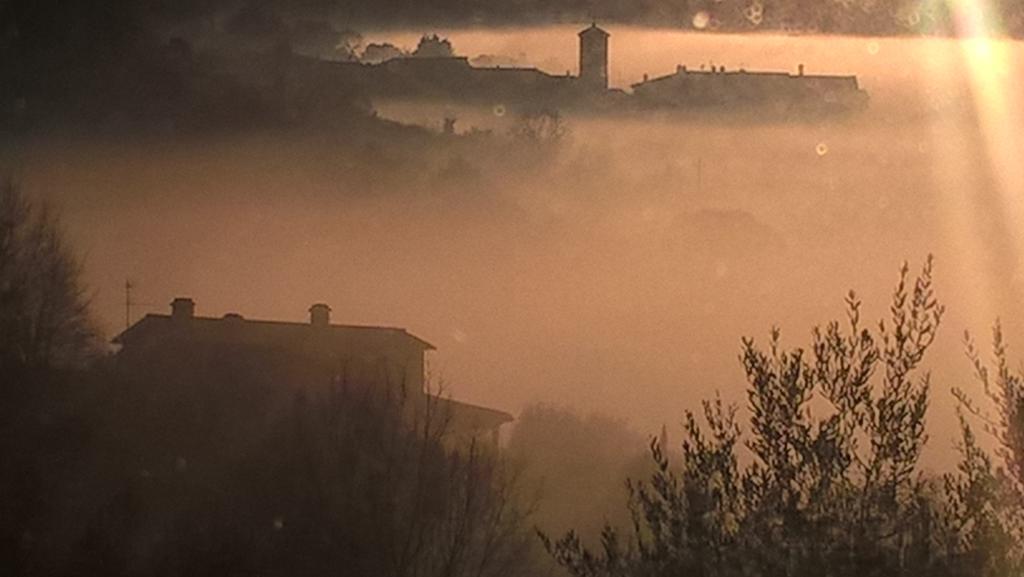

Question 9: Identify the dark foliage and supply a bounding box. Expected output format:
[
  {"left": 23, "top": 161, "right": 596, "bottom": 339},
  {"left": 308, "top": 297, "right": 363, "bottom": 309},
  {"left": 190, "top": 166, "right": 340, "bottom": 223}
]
[{"left": 4, "top": 342, "right": 534, "bottom": 577}]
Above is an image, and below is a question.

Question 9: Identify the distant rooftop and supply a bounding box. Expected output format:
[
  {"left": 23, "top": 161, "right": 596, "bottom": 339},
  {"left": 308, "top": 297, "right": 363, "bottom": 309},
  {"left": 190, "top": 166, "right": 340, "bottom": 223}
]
[
  {"left": 579, "top": 23, "right": 610, "bottom": 37},
  {"left": 113, "top": 298, "right": 435, "bottom": 350},
  {"left": 632, "top": 64, "right": 859, "bottom": 89}
]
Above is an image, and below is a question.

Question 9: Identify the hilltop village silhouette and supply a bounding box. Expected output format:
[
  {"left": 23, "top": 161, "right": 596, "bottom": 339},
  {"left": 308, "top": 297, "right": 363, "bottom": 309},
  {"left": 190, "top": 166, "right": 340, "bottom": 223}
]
[{"left": 314, "top": 24, "right": 869, "bottom": 115}]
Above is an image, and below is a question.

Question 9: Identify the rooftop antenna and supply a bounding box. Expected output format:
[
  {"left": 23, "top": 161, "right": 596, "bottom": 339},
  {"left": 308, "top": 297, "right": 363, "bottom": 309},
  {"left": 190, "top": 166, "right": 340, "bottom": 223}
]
[
  {"left": 125, "top": 279, "right": 133, "bottom": 330},
  {"left": 124, "top": 280, "right": 159, "bottom": 329}
]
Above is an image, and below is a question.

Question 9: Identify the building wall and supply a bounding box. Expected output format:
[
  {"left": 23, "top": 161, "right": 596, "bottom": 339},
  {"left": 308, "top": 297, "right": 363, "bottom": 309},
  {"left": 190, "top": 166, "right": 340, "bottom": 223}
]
[{"left": 579, "top": 31, "right": 609, "bottom": 91}]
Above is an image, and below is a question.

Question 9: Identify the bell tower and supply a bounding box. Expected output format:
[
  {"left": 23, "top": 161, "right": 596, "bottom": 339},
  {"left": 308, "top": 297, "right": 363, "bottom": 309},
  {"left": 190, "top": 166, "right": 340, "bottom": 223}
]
[{"left": 578, "top": 23, "right": 609, "bottom": 92}]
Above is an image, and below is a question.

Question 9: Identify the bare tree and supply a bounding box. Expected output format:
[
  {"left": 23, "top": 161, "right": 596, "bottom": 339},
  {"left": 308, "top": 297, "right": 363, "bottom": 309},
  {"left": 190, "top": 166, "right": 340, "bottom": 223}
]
[{"left": 0, "top": 178, "right": 95, "bottom": 372}]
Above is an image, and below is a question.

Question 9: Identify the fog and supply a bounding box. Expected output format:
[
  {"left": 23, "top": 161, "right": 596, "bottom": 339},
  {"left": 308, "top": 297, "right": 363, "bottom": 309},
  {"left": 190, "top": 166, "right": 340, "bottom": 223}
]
[{"left": 4, "top": 27, "right": 1023, "bottom": 470}]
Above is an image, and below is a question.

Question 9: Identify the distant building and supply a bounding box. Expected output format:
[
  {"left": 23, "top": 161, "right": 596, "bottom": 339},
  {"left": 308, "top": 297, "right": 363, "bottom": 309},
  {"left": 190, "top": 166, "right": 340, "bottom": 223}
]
[
  {"left": 578, "top": 23, "right": 610, "bottom": 92},
  {"left": 278, "top": 23, "right": 866, "bottom": 116},
  {"left": 630, "top": 63, "right": 868, "bottom": 113},
  {"left": 113, "top": 298, "right": 512, "bottom": 450}
]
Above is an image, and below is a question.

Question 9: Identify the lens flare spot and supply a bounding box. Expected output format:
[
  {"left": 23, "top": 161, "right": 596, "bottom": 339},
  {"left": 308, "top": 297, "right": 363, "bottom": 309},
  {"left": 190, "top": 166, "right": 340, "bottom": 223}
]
[
  {"left": 866, "top": 41, "right": 880, "bottom": 55},
  {"left": 816, "top": 142, "right": 829, "bottom": 156},
  {"left": 743, "top": 2, "right": 764, "bottom": 26},
  {"left": 492, "top": 104, "right": 506, "bottom": 117},
  {"left": 714, "top": 261, "right": 729, "bottom": 278},
  {"left": 692, "top": 11, "right": 711, "bottom": 30}
]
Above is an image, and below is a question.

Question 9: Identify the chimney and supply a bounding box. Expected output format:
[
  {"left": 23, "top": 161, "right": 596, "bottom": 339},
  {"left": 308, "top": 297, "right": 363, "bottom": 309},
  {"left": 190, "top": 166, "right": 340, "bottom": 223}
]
[
  {"left": 309, "top": 303, "right": 331, "bottom": 327},
  {"left": 170, "top": 297, "right": 195, "bottom": 321}
]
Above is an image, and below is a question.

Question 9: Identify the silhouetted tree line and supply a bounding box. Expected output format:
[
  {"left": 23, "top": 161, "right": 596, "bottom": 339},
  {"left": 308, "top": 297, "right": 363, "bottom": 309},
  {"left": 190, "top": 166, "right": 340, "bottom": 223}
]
[
  {"left": 543, "top": 258, "right": 1024, "bottom": 577},
  {"left": 0, "top": 181, "right": 534, "bottom": 577}
]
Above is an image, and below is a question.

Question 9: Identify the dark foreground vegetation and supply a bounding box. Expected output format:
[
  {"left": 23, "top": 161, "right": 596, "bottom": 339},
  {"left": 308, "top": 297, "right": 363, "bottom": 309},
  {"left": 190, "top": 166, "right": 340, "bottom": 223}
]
[{"left": 2, "top": 176, "right": 1022, "bottom": 577}]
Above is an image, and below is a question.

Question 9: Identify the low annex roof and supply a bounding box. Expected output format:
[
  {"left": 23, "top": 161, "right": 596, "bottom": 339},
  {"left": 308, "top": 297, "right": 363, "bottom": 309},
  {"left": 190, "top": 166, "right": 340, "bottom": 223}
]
[{"left": 435, "top": 396, "right": 515, "bottom": 426}]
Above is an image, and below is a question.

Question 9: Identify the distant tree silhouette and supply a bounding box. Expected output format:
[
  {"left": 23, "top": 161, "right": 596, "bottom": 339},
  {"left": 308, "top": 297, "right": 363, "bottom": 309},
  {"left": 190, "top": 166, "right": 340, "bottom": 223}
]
[
  {"left": 510, "top": 110, "right": 568, "bottom": 144},
  {"left": 412, "top": 34, "right": 455, "bottom": 58},
  {"left": 362, "top": 42, "right": 407, "bottom": 64},
  {"left": 0, "top": 179, "right": 95, "bottom": 372}
]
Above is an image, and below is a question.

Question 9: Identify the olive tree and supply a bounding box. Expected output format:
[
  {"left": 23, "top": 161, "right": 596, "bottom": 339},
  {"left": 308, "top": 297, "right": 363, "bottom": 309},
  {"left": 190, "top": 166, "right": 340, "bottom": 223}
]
[
  {"left": 942, "top": 325, "right": 1024, "bottom": 576},
  {"left": 543, "top": 258, "right": 947, "bottom": 577}
]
